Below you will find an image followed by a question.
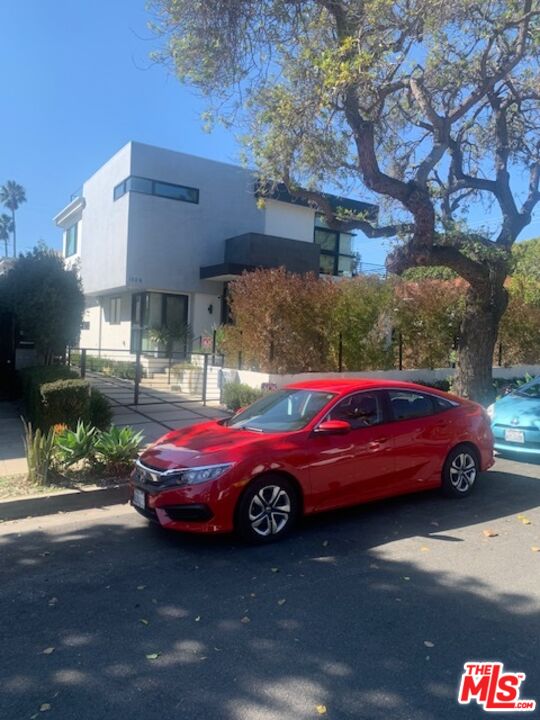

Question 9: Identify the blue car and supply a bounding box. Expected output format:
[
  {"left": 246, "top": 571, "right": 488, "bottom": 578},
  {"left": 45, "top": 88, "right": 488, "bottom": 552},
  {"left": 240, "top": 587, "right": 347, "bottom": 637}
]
[{"left": 488, "top": 376, "right": 540, "bottom": 456}]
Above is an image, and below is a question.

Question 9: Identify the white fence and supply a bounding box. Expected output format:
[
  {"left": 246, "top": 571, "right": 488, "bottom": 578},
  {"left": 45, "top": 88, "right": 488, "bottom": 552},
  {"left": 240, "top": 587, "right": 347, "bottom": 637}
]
[{"left": 220, "top": 364, "right": 540, "bottom": 391}]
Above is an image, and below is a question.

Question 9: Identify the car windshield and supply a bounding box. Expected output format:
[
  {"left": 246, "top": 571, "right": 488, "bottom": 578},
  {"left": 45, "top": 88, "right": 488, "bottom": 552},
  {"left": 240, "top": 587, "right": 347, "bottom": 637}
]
[
  {"left": 515, "top": 378, "right": 540, "bottom": 398},
  {"left": 225, "top": 389, "right": 335, "bottom": 433}
]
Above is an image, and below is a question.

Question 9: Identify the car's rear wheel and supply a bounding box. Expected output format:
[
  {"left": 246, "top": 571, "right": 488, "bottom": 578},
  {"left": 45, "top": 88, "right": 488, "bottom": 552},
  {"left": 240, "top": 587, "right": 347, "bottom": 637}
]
[
  {"left": 236, "top": 475, "right": 299, "bottom": 543},
  {"left": 442, "top": 445, "right": 479, "bottom": 498}
]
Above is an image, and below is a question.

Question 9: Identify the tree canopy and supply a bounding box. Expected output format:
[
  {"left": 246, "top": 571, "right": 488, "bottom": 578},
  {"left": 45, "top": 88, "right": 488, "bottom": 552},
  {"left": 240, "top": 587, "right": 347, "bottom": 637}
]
[
  {"left": 150, "top": 0, "right": 540, "bottom": 401},
  {"left": 0, "top": 246, "right": 85, "bottom": 363}
]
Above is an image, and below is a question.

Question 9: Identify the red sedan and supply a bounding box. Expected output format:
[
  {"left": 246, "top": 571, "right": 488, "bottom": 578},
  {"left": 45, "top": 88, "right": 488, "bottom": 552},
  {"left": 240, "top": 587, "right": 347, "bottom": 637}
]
[{"left": 130, "top": 379, "right": 494, "bottom": 543}]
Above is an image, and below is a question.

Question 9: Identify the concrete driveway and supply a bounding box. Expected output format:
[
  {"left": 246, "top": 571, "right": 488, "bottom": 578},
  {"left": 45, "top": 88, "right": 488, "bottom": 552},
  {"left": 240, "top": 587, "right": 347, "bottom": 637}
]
[
  {"left": 1, "top": 455, "right": 539, "bottom": 720},
  {"left": 89, "top": 374, "right": 228, "bottom": 443}
]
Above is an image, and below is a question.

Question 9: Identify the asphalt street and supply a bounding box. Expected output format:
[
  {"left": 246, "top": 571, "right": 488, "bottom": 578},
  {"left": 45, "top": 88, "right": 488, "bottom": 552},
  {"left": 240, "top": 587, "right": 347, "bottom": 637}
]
[{"left": 1, "top": 456, "right": 539, "bottom": 720}]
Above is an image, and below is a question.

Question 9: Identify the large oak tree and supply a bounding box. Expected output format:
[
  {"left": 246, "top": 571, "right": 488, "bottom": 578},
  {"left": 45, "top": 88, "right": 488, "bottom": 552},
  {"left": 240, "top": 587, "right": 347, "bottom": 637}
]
[{"left": 150, "top": 0, "right": 540, "bottom": 401}]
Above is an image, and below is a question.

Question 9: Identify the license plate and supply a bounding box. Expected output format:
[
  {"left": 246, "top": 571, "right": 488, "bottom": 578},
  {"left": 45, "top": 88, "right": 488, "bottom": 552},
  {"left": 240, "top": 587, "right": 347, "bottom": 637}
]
[
  {"left": 132, "top": 488, "right": 146, "bottom": 509},
  {"left": 505, "top": 429, "right": 525, "bottom": 443}
]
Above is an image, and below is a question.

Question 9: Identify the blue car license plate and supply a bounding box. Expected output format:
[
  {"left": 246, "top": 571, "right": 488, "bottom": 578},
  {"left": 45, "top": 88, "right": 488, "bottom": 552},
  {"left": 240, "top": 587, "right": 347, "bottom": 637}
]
[{"left": 505, "top": 429, "right": 525, "bottom": 443}]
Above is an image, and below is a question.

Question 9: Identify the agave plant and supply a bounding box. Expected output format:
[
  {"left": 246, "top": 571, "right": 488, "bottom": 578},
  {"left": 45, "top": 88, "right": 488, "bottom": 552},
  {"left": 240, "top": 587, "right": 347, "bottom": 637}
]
[
  {"left": 54, "top": 421, "right": 98, "bottom": 468},
  {"left": 94, "top": 426, "right": 143, "bottom": 475},
  {"left": 22, "top": 418, "right": 56, "bottom": 485}
]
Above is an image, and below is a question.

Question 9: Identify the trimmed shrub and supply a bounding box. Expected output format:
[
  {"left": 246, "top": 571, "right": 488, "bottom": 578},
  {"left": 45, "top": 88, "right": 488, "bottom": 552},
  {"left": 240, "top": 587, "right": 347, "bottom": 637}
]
[
  {"left": 40, "top": 379, "right": 91, "bottom": 429},
  {"left": 19, "top": 366, "right": 79, "bottom": 428},
  {"left": 70, "top": 352, "right": 139, "bottom": 380},
  {"left": 89, "top": 389, "right": 113, "bottom": 430},
  {"left": 222, "top": 383, "right": 265, "bottom": 411}
]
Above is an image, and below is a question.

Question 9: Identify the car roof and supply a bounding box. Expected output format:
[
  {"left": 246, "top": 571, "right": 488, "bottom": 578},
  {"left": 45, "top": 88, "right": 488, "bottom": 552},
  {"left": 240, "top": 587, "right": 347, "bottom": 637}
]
[{"left": 285, "top": 377, "right": 452, "bottom": 397}]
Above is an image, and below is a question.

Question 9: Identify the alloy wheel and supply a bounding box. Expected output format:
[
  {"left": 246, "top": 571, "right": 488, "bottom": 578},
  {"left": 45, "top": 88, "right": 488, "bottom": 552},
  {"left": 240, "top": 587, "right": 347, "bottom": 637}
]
[
  {"left": 449, "top": 452, "right": 477, "bottom": 493},
  {"left": 248, "top": 484, "right": 291, "bottom": 537}
]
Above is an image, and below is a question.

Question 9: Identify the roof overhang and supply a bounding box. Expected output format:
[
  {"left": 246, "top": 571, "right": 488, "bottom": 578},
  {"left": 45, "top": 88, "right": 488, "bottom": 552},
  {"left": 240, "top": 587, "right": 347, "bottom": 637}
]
[
  {"left": 254, "top": 181, "right": 379, "bottom": 222},
  {"left": 53, "top": 196, "right": 86, "bottom": 228}
]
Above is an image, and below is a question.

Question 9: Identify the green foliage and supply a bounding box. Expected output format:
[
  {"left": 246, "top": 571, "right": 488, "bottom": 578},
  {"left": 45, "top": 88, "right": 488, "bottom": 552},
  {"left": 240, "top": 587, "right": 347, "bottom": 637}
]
[
  {"left": 512, "top": 238, "right": 540, "bottom": 282},
  {"left": 171, "top": 361, "right": 199, "bottom": 373},
  {"left": 393, "top": 279, "right": 465, "bottom": 369},
  {"left": 94, "top": 426, "right": 143, "bottom": 474},
  {"left": 54, "top": 421, "right": 98, "bottom": 468},
  {"left": 415, "top": 378, "right": 451, "bottom": 392},
  {"left": 89, "top": 389, "right": 113, "bottom": 430},
  {"left": 40, "top": 379, "right": 90, "bottom": 430},
  {"left": 0, "top": 246, "right": 84, "bottom": 361},
  {"left": 331, "top": 276, "right": 394, "bottom": 370},
  {"left": 402, "top": 266, "right": 458, "bottom": 281},
  {"left": 148, "top": 321, "right": 193, "bottom": 353},
  {"left": 22, "top": 419, "right": 55, "bottom": 485},
  {"left": 222, "top": 383, "right": 265, "bottom": 412},
  {"left": 70, "top": 352, "right": 138, "bottom": 380},
  {"left": 19, "top": 366, "right": 79, "bottom": 428}
]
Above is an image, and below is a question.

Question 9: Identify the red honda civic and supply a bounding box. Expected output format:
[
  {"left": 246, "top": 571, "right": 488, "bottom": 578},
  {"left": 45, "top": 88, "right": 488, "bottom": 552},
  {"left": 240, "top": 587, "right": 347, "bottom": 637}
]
[{"left": 130, "top": 379, "right": 494, "bottom": 543}]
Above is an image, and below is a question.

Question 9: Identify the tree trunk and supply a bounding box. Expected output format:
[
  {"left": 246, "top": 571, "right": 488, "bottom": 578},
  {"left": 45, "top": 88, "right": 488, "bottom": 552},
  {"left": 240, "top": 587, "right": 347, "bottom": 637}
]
[
  {"left": 453, "top": 276, "right": 508, "bottom": 405},
  {"left": 11, "top": 208, "right": 16, "bottom": 258}
]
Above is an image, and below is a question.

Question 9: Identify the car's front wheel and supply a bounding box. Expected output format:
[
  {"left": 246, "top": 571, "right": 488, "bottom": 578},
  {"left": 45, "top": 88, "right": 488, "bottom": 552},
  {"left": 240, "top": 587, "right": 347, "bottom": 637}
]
[
  {"left": 236, "top": 475, "right": 299, "bottom": 543},
  {"left": 442, "top": 445, "right": 479, "bottom": 498}
]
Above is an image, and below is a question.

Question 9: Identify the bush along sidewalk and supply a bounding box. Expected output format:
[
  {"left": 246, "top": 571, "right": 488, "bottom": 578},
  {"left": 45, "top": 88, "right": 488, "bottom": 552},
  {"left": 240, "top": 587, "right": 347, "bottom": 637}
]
[
  {"left": 20, "top": 419, "right": 143, "bottom": 490},
  {"left": 19, "top": 366, "right": 112, "bottom": 430}
]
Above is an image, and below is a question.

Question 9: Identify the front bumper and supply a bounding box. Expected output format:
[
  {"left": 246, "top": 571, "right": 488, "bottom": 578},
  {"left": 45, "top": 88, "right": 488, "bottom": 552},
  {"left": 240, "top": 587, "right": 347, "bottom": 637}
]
[
  {"left": 129, "top": 468, "right": 239, "bottom": 534},
  {"left": 494, "top": 441, "right": 540, "bottom": 456}
]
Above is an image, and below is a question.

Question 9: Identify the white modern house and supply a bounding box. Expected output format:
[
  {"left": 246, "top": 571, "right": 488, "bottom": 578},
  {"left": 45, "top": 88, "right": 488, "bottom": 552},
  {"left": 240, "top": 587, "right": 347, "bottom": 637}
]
[{"left": 54, "top": 141, "right": 376, "bottom": 362}]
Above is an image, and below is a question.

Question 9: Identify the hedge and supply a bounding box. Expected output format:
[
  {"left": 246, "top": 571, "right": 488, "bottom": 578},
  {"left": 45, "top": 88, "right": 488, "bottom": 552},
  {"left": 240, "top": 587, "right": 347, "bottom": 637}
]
[
  {"left": 222, "top": 383, "right": 266, "bottom": 411},
  {"left": 41, "top": 379, "right": 90, "bottom": 429},
  {"left": 19, "top": 366, "right": 112, "bottom": 430},
  {"left": 70, "top": 352, "right": 138, "bottom": 380}
]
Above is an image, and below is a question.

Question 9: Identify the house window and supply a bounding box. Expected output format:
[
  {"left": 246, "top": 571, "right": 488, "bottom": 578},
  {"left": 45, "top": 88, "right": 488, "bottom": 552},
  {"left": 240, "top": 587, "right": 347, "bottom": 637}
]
[
  {"left": 110, "top": 296, "right": 121, "bottom": 325},
  {"left": 314, "top": 216, "right": 356, "bottom": 277},
  {"left": 65, "top": 223, "right": 78, "bottom": 257},
  {"left": 113, "top": 175, "right": 199, "bottom": 205}
]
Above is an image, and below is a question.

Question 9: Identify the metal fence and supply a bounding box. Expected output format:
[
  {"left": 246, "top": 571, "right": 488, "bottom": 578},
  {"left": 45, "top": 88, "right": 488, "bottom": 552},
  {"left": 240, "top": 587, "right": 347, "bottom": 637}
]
[{"left": 67, "top": 346, "right": 225, "bottom": 407}]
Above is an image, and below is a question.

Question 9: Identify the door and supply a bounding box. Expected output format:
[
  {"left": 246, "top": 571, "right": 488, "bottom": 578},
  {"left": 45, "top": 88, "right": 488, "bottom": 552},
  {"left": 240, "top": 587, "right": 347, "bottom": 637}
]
[
  {"left": 384, "top": 389, "right": 457, "bottom": 491},
  {"left": 309, "top": 390, "right": 395, "bottom": 511}
]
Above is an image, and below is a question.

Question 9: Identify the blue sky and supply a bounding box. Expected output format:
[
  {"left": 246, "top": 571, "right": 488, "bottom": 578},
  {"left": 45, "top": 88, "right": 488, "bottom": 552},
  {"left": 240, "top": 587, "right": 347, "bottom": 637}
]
[{"left": 0, "top": 1, "right": 538, "bottom": 266}]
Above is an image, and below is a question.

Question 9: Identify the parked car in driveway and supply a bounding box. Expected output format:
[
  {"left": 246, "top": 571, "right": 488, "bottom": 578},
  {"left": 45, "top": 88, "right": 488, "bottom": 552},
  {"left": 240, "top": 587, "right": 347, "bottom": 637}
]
[
  {"left": 487, "top": 376, "right": 540, "bottom": 456},
  {"left": 130, "top": 379, "right": 494, "bottom": 543}
]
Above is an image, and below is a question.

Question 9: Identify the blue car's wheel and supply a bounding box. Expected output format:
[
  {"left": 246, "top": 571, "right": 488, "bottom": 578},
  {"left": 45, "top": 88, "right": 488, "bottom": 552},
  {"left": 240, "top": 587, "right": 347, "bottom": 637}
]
[{"left": 442, "top": 446, "right": 479, "bottom": 498}]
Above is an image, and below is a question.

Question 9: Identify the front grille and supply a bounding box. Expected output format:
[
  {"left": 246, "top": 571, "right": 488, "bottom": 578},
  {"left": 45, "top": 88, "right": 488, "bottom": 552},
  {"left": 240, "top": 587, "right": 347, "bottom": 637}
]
[{"left": 132, "top": 461, "right": 184, "bottom": 488}]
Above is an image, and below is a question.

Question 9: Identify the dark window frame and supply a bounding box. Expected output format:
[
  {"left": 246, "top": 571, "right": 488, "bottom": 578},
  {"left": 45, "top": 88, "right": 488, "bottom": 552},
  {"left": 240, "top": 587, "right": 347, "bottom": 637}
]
[
  {"left": 113, "top": 175, "right": 199, "bottom": 205},
  {"left": 314, "top": 222, "right": 355, "bottom": 277}
]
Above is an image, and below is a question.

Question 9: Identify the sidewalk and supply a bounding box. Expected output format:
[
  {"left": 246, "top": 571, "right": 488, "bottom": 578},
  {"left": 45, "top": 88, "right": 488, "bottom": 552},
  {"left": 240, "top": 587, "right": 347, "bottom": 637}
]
[{"left": 0, "top": 402, "right": 26, "bottom": 476}]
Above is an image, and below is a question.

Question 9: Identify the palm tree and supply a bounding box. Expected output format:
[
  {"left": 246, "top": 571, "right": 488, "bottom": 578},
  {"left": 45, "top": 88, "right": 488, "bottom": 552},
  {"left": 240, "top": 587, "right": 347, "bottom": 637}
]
[
  {"left": 0, "top": 180, "right": 26, "bottom": 257},
  {"left": 0, "top": 214, "right": 14, "bottom": 256}
]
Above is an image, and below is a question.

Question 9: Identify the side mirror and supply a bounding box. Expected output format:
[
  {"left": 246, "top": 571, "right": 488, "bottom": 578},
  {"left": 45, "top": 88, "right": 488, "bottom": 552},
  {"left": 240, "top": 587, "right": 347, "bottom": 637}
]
[{"left": 315, "top": 419, "right": 351, "bottom": 435}]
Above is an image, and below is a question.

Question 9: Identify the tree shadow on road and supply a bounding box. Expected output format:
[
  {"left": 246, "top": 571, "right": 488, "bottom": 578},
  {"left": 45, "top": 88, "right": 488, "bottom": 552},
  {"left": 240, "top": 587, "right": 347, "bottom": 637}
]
[{"left": 0, "top": 464, "right": 539, "bottom": 720}]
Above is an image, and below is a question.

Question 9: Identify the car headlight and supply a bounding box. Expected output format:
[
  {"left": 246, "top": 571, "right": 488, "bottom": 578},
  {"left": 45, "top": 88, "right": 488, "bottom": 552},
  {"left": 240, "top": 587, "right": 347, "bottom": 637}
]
[
  {"left": 179, "top": 463, "right": 234, "bottom": 485},
  {"left": 486, "top": 404, "right": 495, "bottom": 419}
]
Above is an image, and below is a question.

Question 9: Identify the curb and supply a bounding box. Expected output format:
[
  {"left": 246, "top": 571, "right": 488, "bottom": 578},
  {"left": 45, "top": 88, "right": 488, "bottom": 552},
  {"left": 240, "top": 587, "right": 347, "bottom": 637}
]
[{"left": 0, "top": 483, "right": 131, "bottom": 522}]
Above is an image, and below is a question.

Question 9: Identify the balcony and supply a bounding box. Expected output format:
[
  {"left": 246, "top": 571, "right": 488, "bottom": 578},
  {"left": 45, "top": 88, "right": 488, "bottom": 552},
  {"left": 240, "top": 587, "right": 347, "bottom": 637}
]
[{"left": 200, "top": 232, "right": 320, "bottom": 281}]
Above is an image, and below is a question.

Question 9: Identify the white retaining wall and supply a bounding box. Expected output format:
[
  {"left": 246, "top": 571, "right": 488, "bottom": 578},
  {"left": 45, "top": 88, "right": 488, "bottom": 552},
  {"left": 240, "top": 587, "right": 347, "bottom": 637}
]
[{"left": 220, "top": 364, "right": 540, "bottom": 390}]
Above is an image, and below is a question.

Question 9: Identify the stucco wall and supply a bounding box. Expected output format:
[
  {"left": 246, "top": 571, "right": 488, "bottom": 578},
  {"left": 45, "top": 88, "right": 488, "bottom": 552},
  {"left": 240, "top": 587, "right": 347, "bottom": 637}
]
[
  {"left": 220, "top": 365, "right": 540, "bottom": 390},
  {"left": 126, "top": 142, "right": 266, "bottom": 296},
  {"left": 77, "top": 144, "right": 132, "bottom": 295},
  {"left": 263, "top": 199, "right": 315, "bottom": 242}
]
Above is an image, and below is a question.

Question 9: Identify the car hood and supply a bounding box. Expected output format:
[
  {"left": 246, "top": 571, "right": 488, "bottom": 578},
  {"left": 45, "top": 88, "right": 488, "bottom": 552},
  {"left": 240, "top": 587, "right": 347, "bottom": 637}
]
[
  {"left": 494, "top": 393, "right": 540, "bottom": 424},
  {"left": 139, "top": 420, "right": 273, "bottom": 470}
]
